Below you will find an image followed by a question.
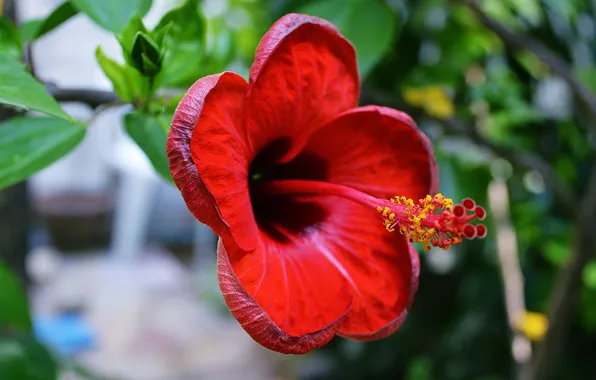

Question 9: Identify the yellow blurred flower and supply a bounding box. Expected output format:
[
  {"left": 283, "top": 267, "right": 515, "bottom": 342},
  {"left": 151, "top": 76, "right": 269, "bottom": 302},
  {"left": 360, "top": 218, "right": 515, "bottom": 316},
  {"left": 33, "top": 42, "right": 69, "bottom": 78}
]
[
  {"left": 402, "top": 86, "right": 455, "bottom": 120},
  {"left": 516, "top": 311, "right": 549, "bottom": 341}
]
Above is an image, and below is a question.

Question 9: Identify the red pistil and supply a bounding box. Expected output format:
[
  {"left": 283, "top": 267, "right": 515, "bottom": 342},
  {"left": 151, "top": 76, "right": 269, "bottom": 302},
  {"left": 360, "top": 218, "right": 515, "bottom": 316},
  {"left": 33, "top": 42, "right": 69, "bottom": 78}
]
[{"left": 257, "top": 180, "right": 486, "bottom": 251}]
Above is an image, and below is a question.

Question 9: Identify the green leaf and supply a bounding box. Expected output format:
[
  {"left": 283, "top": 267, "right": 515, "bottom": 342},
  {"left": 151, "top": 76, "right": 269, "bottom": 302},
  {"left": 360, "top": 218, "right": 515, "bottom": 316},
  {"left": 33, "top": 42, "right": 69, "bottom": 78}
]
[
  {"left": 70, "top": 0, "right": 152, "bottom": 33},
  {"left": 95, "top": 47, "right": 133, "bottom": 102},
  {"left": 0, "top": 54, "right": 70, "bottom": 120},
  {"left": 544, "top": 240, "right": 569, "bottom": 267},
  {"left": 0, "top": 17, "right": 22, "bottom": 59},
  {"left": 19, "top": 20, "right": 43, "bottom": 42},
  {"left": 21, "top": 1, "right": 79, "bottom": 41},
  {"left": 583, "top": 261, "right": 596, "bottom": 290},
  {"left": 116, "top": 14, "right": 148, "bottom": 57},
  {"left": 0, "top": 261, "right": 32, "bottom": 332},
  {"left": 156, "top": 0, "right": 204, "bottom": 42},
  {"left": 124, "top": 111, "right": 172, "bottom": 182},
  {"left": 299, "top": 0, "right": 397, "bottom": 77},
  {"left": 158, "top": 0, "right": 206, "bottom": 87},
  {"left": 0, "top": 333, "right": 57, "bottom": 380},
  {"left": 0, "top": 116, "right": 86, "bottom": 190},
  {"left": 151, "top": 21, "right": 171, "bottom": 49}
]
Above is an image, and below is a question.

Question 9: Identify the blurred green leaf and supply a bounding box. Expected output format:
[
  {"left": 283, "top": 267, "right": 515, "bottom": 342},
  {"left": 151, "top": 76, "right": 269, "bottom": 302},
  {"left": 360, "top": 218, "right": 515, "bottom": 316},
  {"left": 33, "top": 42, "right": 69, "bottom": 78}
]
[
  {"left": 298, "top": 0, "right": 397, "bottom": 77},
  {"left": 576, "top": 68, "right": 596, "bottom": 92},
  {"left": 19, "top": 20, "right": 43, "bottom": 42},
  {"left": 158, "top": 0, "right": 206, "bottom": 87},
  {"left": 95, "top": 47, "right": 133, "bottom": 102},
  {"left": 70, "top": 0, "right": 152, "bottom": 33},
  {"left": 20, "top": 1, "right": 79, "bottom": 41},
  {"left": 124, "top": 111, "right": 172, "bottom": 182},
  {"left": 0, "top": 116, "right": 86, "bottom": 190},
  {"left": 405, "top": 357, "right": 433, "bottom": 380},
  {"left": 0, "top": 261, "right": 31, "bottom": 332},
  {"left": 0, "top": 334, "right": 57, "bottom": 380},
  {"left": 581, "top": 288, "right": 596, "bottom": 332},
  {"left": 543, "top": 240, "right": 569, "bottom": 267},
  {"left": 0, "top": 17, "right": 22, "bottom": 59},
  {"left": 583, "top": 261, "right": 596, "bottom": 289},
  {"left": 0, "top": 54, "right": 70, "bottom": 120},
  {"left": 157, "top": 0, "right": 204, "bottom": 40},
  {"left": 116, "top": 14, "right": 148, "bottom": 58}
]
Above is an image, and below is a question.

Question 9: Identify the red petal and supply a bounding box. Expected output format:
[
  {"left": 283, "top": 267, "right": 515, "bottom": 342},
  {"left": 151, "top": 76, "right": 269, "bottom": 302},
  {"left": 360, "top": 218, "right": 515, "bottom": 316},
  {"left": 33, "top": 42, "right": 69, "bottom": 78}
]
[
  {"left": 338, "top": 240, "right": 419, "bottom": 340},
  {"left": 217, "top": 238, "right": 351, "bottom": 354},
  {"left": 167, "top": 72, "right": 257, "bottom": 250},
  {"left": 293, "top": 195, "right": 419, "bottom": 339},
  {"left": 245, "top": 13, "right": 359, "bottom": 159},
  {"left": 304, "top": 106, "right": 439, "bottom": 199},
  {"left": 167, "top": 74, "right": 238, "bottom": 238}
]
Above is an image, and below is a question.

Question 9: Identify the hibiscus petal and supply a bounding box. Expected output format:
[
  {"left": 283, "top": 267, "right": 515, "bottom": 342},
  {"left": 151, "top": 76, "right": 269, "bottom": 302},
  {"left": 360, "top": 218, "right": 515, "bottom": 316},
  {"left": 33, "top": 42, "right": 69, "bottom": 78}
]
[
  {"left": 303, "top": 105, "right": 439, "bottom": 198},
  {"left": 245, "top": 13, "right": 359, "bottom": 159},
  {"left": 217, "top": 237, "right": 352, "bottom": 354},
  {"left": 167, "top": 72, "right": 258, "bottom": 250},
  {"left": 271, "top": 106, "right": 434, "bottom": 337},
  {"left": 304, "top": 195, "right": 419, "bottom": 339}
]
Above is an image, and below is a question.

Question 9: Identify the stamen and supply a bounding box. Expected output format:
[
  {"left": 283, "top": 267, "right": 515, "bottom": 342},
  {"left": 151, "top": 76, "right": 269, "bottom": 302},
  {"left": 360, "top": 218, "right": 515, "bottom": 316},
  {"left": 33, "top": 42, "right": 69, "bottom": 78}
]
[
  {"left": 252, "top": 179, "right": 487, "bottom": 252},
  {"left": 377, "top": 193, "right": 487, "bottom": 251}
]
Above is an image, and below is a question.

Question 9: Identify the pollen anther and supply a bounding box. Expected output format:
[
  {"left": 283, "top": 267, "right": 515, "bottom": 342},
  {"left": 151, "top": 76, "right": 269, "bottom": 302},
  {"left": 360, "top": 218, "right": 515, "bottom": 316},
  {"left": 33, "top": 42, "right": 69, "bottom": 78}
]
[{"left": 376, "top": 193, "right": 486, "bottom": 251}]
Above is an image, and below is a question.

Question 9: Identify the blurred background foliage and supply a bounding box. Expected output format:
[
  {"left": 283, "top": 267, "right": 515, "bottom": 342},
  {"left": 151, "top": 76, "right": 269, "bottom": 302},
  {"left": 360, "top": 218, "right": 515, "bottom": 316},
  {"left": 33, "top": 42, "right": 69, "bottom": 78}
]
[{"left": 1, "top": 0, "right": 596, "bottom": 379}]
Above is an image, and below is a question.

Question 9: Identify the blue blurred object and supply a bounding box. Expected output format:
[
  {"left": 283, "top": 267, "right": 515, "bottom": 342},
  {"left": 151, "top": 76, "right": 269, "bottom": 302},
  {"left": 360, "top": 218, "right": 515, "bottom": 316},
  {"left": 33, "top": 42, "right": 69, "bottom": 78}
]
[{"left": 33, "top": 313, "right": 96, "bottom": 356}]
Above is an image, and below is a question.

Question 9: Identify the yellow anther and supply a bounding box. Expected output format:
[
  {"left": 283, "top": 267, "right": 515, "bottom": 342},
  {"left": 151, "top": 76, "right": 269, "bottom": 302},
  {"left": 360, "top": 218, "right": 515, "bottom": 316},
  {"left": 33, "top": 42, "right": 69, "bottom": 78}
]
[{"left": 377, "top": 192, "right": 466, "bottom": 251}]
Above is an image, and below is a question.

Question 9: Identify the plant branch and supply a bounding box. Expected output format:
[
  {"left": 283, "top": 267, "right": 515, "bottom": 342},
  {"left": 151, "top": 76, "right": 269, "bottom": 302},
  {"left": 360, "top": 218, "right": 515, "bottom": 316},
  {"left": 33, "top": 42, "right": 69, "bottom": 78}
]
[
  {"left": 521, "top": 159, "right": 596, "bottom": 380},
  {"left": 47, "top": 86, "right": 120, "bottom": 109},
  {"left": 458, "top": 0, "right": 596, "bottom": 133},
  {"left": 488, "top": 180, "right": 532, "bottom": 374}
]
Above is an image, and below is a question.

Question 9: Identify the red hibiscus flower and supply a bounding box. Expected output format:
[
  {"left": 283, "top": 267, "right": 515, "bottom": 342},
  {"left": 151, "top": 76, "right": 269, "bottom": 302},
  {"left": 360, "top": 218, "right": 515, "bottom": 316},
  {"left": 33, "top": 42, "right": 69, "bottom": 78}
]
[{"left": 167, "top": 13, "right": 486, "bottom": 354}]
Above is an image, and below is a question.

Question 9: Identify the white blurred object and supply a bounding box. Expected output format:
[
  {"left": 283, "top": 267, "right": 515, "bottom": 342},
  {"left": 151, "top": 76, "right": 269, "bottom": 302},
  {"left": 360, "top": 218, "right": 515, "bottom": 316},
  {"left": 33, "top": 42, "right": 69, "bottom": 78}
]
[
  {"left": 108, "top": 135, "right": 159, "bottom": 262},
  {"left": 27, "top": 246, "right": 63, "bottom": 284},
  {"left": 425, "top": 246, "right": 458, "bottom": 274},
  {"left": 533, "top": 76, "right": 572, "bottom": 120}
]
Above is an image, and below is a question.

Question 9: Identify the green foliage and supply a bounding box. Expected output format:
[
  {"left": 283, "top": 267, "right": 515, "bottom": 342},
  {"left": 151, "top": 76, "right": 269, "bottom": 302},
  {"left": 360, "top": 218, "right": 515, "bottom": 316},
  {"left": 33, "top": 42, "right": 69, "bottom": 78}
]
[
  {"left": 124, "top": 111, "right": 172, "bottom": 182},
  {"left": 96, "top": 47, "right": 136, "bottom": 103},
  {"left": 130, "top": 31, "right": 165, "bottom": 77},
  {"left": 0, "top": 54, "right": 70, "bottom": 120},
  {"left": 70, "top": 0, "right": 153, "bottom": 33},
  {"left": 116, "top": 15, "right": 170, "bottom": 90},
  {"left": 298, "top": 0, "right": 397, "bottom": 77},
  {"left": 158, "top": 0, "right": 207, "bottom": 87},
  {"left": 583, "top": 261, "right": 596, "bottom": 290},
  {"left": 0, "top": 334, "right": 58, "bottom": 380},
  {"left": 0, "top": 261, "right": 32, "bottom": 332},
  {"left": 20, "top": 1, "right": 79, "bottom": 41},
  {"left": 1, "top": 0, "right": 596, "bottom": 378},
  {"left": 0, "top": 17, "right": 22, "bottom": 59},
  {"left": 0, "top": 117, "right": 86, "bottom": 190}
]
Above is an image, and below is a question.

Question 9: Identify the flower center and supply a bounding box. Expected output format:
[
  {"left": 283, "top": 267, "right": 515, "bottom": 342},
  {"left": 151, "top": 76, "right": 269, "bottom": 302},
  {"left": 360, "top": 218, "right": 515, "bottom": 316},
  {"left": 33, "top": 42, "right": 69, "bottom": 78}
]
[
  {"left": 256, "top": 179, "right": 487, "bottom": 251},
  {"left": 248, "top": 138, "right": 330, "bottom": 242}
]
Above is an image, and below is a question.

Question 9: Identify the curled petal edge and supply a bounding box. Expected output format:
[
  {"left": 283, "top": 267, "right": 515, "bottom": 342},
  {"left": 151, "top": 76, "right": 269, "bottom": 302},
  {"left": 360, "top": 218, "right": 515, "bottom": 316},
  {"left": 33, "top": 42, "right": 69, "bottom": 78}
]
[
  {"left": 249, "top": 12, "right": 358, "bottom": 85},
  {"left": 217, "top": 238, "right": 351, "bottom": 354},
  {"left": 167, "top": 72, "right": 247, "bottom": 239}
]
